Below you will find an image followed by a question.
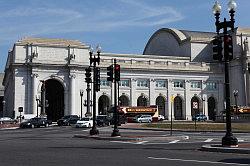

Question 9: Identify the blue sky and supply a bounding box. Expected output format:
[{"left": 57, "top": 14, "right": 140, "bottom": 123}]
[{"left": 0, "top": 0, "right": 249, "bottom": 71}]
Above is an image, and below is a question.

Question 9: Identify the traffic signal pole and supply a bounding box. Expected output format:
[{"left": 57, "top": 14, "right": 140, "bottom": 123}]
[
  {"left": 89, "top": 48, "right": 100, "bottom": 135},
  {"left": 111, "top": 59, "right": 120, "bottom": 137},
  {"left": 212, "top": 1, "right": 238, "bottom": 147},
  {"left": 85, "top": 67, "right": 92, "bottom": 117}
]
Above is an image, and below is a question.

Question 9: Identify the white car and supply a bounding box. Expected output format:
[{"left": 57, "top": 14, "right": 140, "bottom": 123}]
[
  {"left": 133, "top": 115, "right": 152, "bottom": 123},
  {"left": 75, "top": 117, "right": 93, "bottom": 128},
  {"left": 158, "top": 115, "right": 165, "bottom": 121}
]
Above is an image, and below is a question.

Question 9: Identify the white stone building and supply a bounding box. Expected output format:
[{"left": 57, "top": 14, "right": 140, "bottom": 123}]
[{"left": 3, "top": 27, "right": 250, "bottom": 121}]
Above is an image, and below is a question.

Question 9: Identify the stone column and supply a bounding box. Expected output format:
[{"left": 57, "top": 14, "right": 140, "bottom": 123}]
[
  {"left": 218, "top": 80, "right": 224, "bottom": 115},
  {"left": 149, "top": 79, "right": 155, "bottom": 105},
  {"left": 31, "top": 73, "right": 39, "bottom": 115},
  {"left": 202, "top": 81, "right": 208, "bottom": 116},
  {"left": 167, "top": 79, "right": 173, "bottom": 120},
  {"left": 185, "top": 80, "right": 192, "bottom": 120},
  {"left": 130, "top": 78, "right": 137, "bottom": 106},
  {"left": 69, "top": 74, "right": 76, "bottom": 115}
]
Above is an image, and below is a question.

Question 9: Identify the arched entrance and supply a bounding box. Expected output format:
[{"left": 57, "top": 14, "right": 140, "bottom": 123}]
[
  {"left": 119, "top": 95, "right": 129, "bottom": 107},
  {"left": 137, "top": 95, "right": 148, "bottom": 106},
  {"left": 208, "top": 97, "right": 216, "bottom": 120},
  {"left": 191, "top": 96, "right": 200, "bottom": 117},
  {"left": 98, "top": 95, "right": 110, "bottom": 115},
  {"left": 156, "top": 96, "right": 165, "bottom": 116},
  {"left": 174, "top": 96, "right": 183, "bottom": 120},
  {"left": 45, "top": 79, "right": 64, "bottom": 122}
]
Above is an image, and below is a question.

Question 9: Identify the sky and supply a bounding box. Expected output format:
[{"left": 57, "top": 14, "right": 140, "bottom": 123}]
[{"left": 0, "top": 0, "right": 249, "bottom": 71}]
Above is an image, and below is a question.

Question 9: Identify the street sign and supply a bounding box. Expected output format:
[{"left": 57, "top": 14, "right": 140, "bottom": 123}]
[
  {"left": 18, "top": 107, "right": 23, "bottom": 112},
  {"left": 192, "top": 102, "right": 198, "bottom": 109}
]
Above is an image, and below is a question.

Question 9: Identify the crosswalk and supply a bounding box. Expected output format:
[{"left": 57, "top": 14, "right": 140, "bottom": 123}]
[{"left": 110, "top": 137, "right": 248, "bottom": 145}]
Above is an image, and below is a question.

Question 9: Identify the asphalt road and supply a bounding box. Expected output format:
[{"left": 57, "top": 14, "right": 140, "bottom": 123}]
[{"left": 0, "top": 126, "right": 249, "bottom": 166}]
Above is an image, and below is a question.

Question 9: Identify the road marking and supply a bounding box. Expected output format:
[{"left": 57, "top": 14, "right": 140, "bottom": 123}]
[
  {"left": 238, "top": 139, "right": 244, "bottom": 142},
  {"left": 148, "top": 157, "right": 250, "bottom": 166},
  {"left": 110, "top": 141, "right": 148, "bottom": 145},
  {"left": 204, "top": 139, "right": 213, "bottom": 142},
  {"left": 169, "top": 140, "right": 180, "bottom": 144}
]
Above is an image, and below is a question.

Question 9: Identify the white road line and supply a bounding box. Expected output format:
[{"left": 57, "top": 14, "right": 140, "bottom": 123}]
[
  {"left": 148, "top": 157, "right": 250, "bottom": 166},
  {"left": 238, "top": 139, "right": 245, "bottom": 142},
  {"left": 204, "top": 138, "right": 213, "bottom": 142},
  {"left": 110, "top": 141, "right": 148, "bottom": 145},
  {"left": 169, "top": 140, "right": 180, "bottom": 144}
]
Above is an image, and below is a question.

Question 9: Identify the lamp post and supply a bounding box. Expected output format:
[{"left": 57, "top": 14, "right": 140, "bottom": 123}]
[
  {"left": 80, "top": 90, "right": 84, "bottom": 119},
  {"left": 233, "top": 90, "right": 238, "bottom": 114},
  {"left": 89, "top": 45, "right": 101, "bottom": 135},
  {"left": 212, "top": 0, "right": 238, "bottom": 147}
]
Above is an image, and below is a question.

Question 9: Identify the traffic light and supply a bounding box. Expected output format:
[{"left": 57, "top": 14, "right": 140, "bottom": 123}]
[
  {"left": 85, "top": 67, "right": 92, "bottom": 83},
  {"left": 107, "top": 65, "right": 113, "bottom": 82},
  {"left": 212, "top": 37, "right": 223, "bottom": 61},
  {"left": 114, "top": 64, "right": 120, "bottom": 81},
  {"left": 94, "top": 67, "right": 100, "bottom": 91},
  {"left": 224, "top": 35, "right": 233, "bottom": 61}
]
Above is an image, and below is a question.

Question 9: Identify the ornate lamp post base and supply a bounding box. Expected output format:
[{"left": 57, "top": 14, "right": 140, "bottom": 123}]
[
  {"left": 90, "top": 127, "right": 99, "bottom": 135},
  {"left": 111, "top": 128, "right": 120, "bottom": 137},
  {"left": 222, "top": 133, "right": 238, "bottom": 147}
]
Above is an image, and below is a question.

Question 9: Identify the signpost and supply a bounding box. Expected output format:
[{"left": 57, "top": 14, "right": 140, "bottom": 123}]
[{"left": 192, "top": 102, "right": 198, "bottom": 130}]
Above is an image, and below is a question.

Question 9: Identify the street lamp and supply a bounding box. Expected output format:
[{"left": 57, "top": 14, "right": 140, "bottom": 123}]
[
  {"left": 233, "top": 90, "right": 238, "bottom": 114},
  {"left": 212, "top": 0, "right": 238, "bottom": 147},
  {"left": 89, "top": 45, "right": 101, "bottom": 135},
  {"left": 80, "top": 89, "right": 84, "bottom": 119}
]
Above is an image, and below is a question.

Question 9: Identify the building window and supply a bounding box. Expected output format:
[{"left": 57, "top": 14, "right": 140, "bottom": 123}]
[
  {"left": 190, "top": 81, "right": 201, "bottom": 89},
  {"left": 156, "top": 80, "right": 166, "bottom": 88},
  {"left": 100, "top": 80, "right": 110, "bottom": 87},
  {"left": 173, "top": 80, "right": 184, "bottom": 88},
  {"left": 119, "top": 80, "right": 130, "bottom": 87},
  {"left": 137, "top": 79, "right": 149, "bottom": 88},
  {"left": 206, "top": 82, "right": 217, "bottom": 90}
]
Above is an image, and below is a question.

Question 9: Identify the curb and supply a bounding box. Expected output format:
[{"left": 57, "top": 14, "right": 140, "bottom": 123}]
[{"left": 200, "top": 144, "right": 250, "bottom": 154}]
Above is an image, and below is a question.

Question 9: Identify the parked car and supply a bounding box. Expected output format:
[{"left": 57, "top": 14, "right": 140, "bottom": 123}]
[
  {"left": 57, "top": 115, "right": 79, "bottom": 126},
  {"left": 96, "top": 115, "right": 110, "bottom": 126},
  {"left": 133, "top": 114, "right": 152, "bottom": 123},
  {"left": 19, "top": 117, "right": 52, "bottom": 128},
  {"left": 75, "top": 117, "right": 93, "bottom": 128},
  {"left": 0, "top": 117, "right": 17, "bottom": 124},
  {"left": 192, "top": 114, "right": 207, "bottom": 121},
  {"left": 158, "top": 115, "right": 165, "bottom": 121}
]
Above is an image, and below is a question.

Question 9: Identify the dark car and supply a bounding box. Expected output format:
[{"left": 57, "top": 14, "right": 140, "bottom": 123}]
[
  {"left": 96, "top": 115, "right": 111, "bottom": 126},
  {"left": 57, "top": 115, "right": 79, "bottom": 126},
  {"left": 192, "top": 114, "right": 207, "bottom": 121},
  {"left": 20, "top": 117, "right": 52, "bottom": 128}
]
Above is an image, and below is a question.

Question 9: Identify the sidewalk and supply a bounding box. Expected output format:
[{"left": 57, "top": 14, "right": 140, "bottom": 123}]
[{"left": 201, "top": 144, "right": 250, "bottom": 154}]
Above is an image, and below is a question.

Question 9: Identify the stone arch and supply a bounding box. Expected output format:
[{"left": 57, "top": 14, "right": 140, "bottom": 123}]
[
  {"left": 137, "top": 95, "right": 149, "bottom": 107},
  {"left": 156, "top": 96, "right": 166, "bottom": 116},
  {"left": 98, "top": 95, "right": 110, "bottom": 115},
  {"left": 208, "top": 96, "right": 216, "bottom": 120},
  {"left": 44, "top": 79, "right": 64, "bottom": 122},
  {"left": 174, "top": 96, "right": 184, "bottom": 120},
  {"left": 119, "top": 94, "right": 130, "bottom": 107}
]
